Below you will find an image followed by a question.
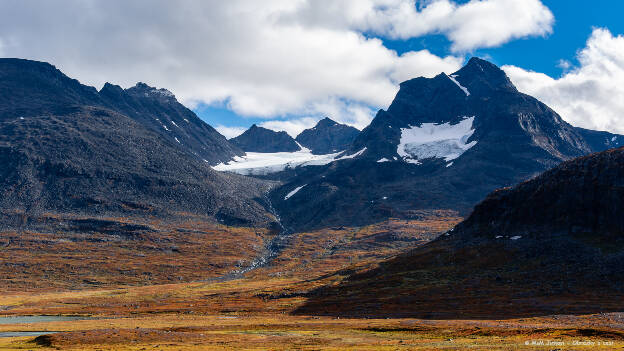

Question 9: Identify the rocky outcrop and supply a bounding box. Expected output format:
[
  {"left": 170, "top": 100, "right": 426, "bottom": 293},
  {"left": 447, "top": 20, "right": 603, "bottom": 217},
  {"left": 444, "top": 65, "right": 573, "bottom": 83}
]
[
  {"left": 295, "top": 117, "right": 359, "bottom": 154},
  {"left": 231, "top": 124, "right": 301, "bottom": 153}
]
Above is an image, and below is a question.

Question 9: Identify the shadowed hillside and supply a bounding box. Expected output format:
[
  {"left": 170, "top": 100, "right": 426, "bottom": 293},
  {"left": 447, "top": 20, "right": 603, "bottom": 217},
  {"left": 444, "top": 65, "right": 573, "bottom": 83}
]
[{"left": 296, "top": 147, "right": 624, "bottom": 319}]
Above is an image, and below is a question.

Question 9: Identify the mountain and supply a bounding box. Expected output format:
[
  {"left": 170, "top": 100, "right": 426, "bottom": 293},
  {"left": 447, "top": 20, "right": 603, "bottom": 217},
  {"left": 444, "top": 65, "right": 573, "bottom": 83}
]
[
  {"left": 295, "top": 117, "right": 359, "bottom": 154},
  {"left": 297, "top": 147, "right": 624, "bottom": 318},
  {"left": 349, "top": 57, "right": 593, "bottom": 163},
  {"left": 230, "top": 124, "right": 301, "bottom": 153},
  {"left": 0, "top": 58, "right": 242, "bottom": 165},
  {"left": 267, "top": 58, "right": 624, "bottom": 232},
  {"left": 99, "top": 82, "right": 243, "bottom": 165},
  {"left": 573, "top": 126, "right": 623, "bottom": 152},
  {"left": 0, "top": 58, "right": 275, "bottom": 228}
]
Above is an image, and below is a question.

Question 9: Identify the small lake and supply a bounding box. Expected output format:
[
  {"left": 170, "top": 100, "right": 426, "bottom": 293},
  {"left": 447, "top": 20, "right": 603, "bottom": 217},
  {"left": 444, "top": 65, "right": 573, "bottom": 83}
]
[
  {"left": 0, "top": 331, "right": 59, "bottom": 338},
  {"left": 0, "top": 315, "right": 90, "bottom": 324},
  {"left": 0, "top": 315, "right": 94, "bottom": 338}
]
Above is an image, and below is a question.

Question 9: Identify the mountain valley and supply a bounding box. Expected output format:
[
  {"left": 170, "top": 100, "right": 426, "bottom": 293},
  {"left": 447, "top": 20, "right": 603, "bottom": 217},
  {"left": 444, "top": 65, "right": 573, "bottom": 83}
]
[{"left": 1, "top": 56, "right": 623, "bottom": 350}]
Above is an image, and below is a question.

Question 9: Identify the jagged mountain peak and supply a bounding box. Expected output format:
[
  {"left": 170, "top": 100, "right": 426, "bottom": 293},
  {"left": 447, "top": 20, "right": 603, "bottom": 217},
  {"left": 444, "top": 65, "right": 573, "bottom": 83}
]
[
  {"left": 231, "top": 124, "right": 301, "bottom": 153},
  {"left": 295, "top": 117, "right": 360, "bottom": 155},
  {"left": 100, "top": 82, "right": 124, "bottom": 94},
  {"left": 349, "top": 57, "right": 589, "bottom": 165},
  {"left": 315, "top": 117, "right": 338, "bottom": 128},
  {"left": 450, "top": 57, "right": 517, "bottom": 95},
  {"left": 125, "top": 82, "right": 176, "bottom": 101}
]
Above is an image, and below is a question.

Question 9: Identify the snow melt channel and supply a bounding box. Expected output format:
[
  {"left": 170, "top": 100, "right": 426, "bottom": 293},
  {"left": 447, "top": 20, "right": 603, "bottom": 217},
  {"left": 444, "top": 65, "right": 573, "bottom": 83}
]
[{"left": 397, "top": 116, "right": 477, "bottom": 163}]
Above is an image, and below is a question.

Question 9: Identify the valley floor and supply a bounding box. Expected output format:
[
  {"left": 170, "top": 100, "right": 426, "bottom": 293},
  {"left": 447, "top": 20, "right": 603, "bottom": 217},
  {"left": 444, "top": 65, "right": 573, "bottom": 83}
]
[
  {"left": 0, "top": 214, "right": 622, "bottom": 350},
  {"left": 0, "top": 278, "right": 622, "bottom": 350}
]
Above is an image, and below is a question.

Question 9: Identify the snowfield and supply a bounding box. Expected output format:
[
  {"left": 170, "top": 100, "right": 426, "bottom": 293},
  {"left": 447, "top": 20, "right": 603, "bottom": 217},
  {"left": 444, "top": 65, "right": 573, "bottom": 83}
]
[
  {"left": 213, "top": 147, "right": 366, "bottom": 175},
  {"left": 284, "top": 185, "right": 306, "bottom": 200},
  {"left": 397, "top": 116, "right": 477, "bottom": 164}
]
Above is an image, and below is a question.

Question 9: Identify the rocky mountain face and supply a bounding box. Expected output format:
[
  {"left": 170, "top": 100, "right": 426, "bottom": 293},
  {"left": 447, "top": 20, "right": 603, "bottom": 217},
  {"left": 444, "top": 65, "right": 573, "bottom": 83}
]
[
  {"left": 295, "top": 117, "right": 359, "bottom": 154},
  {"left": 349, "top": 57, "right": 594, "bottom": 163},
  {"left": 297, "top": 147, "right": 624, "bottom": 318},
  {"left": 573, "top": 126, "right": 623, "bottom": 152},
  {"left": 99, "top": 82, "right": 243, "bottom": 165},
  {"left": 230, "top": 124, "right": 301, "bottom": 153},
  {"left": 0, "top": 58, "right": 275, "bottom": 228},
  {"left": 268, "top": 58, "right": 624, "bottom": 232}
]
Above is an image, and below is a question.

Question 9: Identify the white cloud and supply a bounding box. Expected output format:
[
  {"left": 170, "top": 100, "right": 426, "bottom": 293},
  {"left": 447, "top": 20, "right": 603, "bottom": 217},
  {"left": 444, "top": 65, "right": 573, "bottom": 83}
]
[
  {"left": 214, "top": 126, "right": 247, "bottom": 139},
  {"left": 260, "top": 117, "right": 320, "bottom": 138},
  {"left": 0, "top": 0, "right": 464, "bottom": 122},
  {"left": 0, "top": 0, "right": 555, "bottom": 133},
  {"left": 283, "top": 0, "right": 553, "bottom": 52},
  {"left": 504, "top": 28, "right": 624, "bottom": 134},
  {"left": 258, "top": 98, "right": 374, "bottom": 137}
]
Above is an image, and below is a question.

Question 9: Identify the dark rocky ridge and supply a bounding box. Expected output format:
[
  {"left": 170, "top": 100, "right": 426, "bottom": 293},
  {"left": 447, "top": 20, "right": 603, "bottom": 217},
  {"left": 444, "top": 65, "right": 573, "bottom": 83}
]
[
  {"left": 99, "top": 82, "right": 243, "bottom": 165},
  {"left": 0, "top": 58, "right": 275, "bottom": 228},
  {"left": 454, "top": 146, "right": 624, "bottom": 243},
  {"left": 268, "top": 58, "right": 624, "bottom": 232},
  {"left": 231, "top": 124, "right": 301, "bottom": 153},
  {"left": 573, "top": 126, "right": 623, "bottom": 152},
  {"left": 0, "top": 58, "right": 243, "bottom": 165},
  {"left": 296, "top": 147, "right": 624, "bottom": 319},
  {"left": 295, "top": 117, "right": 359, "bottom": 154}
]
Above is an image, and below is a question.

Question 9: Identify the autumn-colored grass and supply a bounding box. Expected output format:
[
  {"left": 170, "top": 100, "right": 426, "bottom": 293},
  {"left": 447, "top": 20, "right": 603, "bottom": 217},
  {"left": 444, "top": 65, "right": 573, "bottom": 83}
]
[
  {"left": 0, "top": 214, "right": 275, "bottom": 292},
  {"left": 1, "top": 213, "right": 622, "bottom": 349}
]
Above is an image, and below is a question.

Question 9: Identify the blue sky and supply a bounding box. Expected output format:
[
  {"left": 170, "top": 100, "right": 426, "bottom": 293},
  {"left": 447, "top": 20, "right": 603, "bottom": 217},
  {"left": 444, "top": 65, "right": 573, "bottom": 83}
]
[
  {"left": 2, "top": 1, "right": 623, "bottom": 135},
  {"left": 194, "top": 0, "right": 624, "bottom": 137}
]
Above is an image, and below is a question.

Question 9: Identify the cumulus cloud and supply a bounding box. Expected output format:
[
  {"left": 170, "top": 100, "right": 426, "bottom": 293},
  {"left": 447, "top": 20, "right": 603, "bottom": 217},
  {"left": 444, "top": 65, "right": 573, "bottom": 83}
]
[
  {"left": 504, "top": 28, "right": 624, "bottom": 134},
  {"left": 259, "top": 99, "right": 373, "bottom": 137},
  {"left": 0, "top": 0, "right": 465, "bottom": 123},
  {"left": 260, "top": 117, "right": 320, "bottom": 138},
  {"left": 0, "top": 0, "right": 553, "bottom": 129},
  {"left": 214, "top": 126, "right": 247, "bottom": 139},
  {"left": 283, "top": 0, "right": 554, "bottom": 52}
]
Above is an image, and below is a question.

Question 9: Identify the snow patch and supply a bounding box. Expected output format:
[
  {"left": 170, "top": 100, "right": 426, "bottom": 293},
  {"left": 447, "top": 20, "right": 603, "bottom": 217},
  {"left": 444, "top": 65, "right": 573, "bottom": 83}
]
[
  {"left": 382, "top": 196, "right": 388, "bottom": 200},
  {"left": 171, "top": 120, "right": 180, "bottom": 128},
  {"left": 184, "top": 118, "right": 190, "bottom": 123},
  {"left": 495, "top": 235, "right": 503, "bottom": 239},
  {"left": 163, "top": 124, "right": 170, "bottom": 131},
  {"left": 377, "top": 158, "right": 390, "bottom": 163},
  {"left": 175, "top": 137, "right": 180, "bottom": 143},
  {"left": 404, "top": 158, "right": 422, "bottom": 165},
  {"left": 612, "top": 136, "right": 617, "bottom": 142},
  {"left": 19, "top": 117, "right": 24, "bottom": 120},
  {"left": 446, "top": 162, "right": 453, "bottom": 167},
  {"left": 337, "top": 147, "right": 366, "bottom": 160},
  {"left": 510, "top": 236, "right": 522, "bottom": 240},
  {"left": 397, "top": 116, "right": 477, "bottom": 163},
  {"left": 448, "top": 74, "right": 470, "bottom": 96},
  {"left": 284, "top": 185, "right": 306, "bottom": 200}
]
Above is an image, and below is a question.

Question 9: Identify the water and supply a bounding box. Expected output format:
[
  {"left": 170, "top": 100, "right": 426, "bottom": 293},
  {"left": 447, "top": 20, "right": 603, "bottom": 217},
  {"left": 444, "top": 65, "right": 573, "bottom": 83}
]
[
  {"left": 0, "top": 315, "right": 89, "bottom": 324},
  {"left": 0, "top": 331, "right": 59, "bottom": 338},
  {"left": 0, "top": 315, "right": 93, "bottom": 338}
]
